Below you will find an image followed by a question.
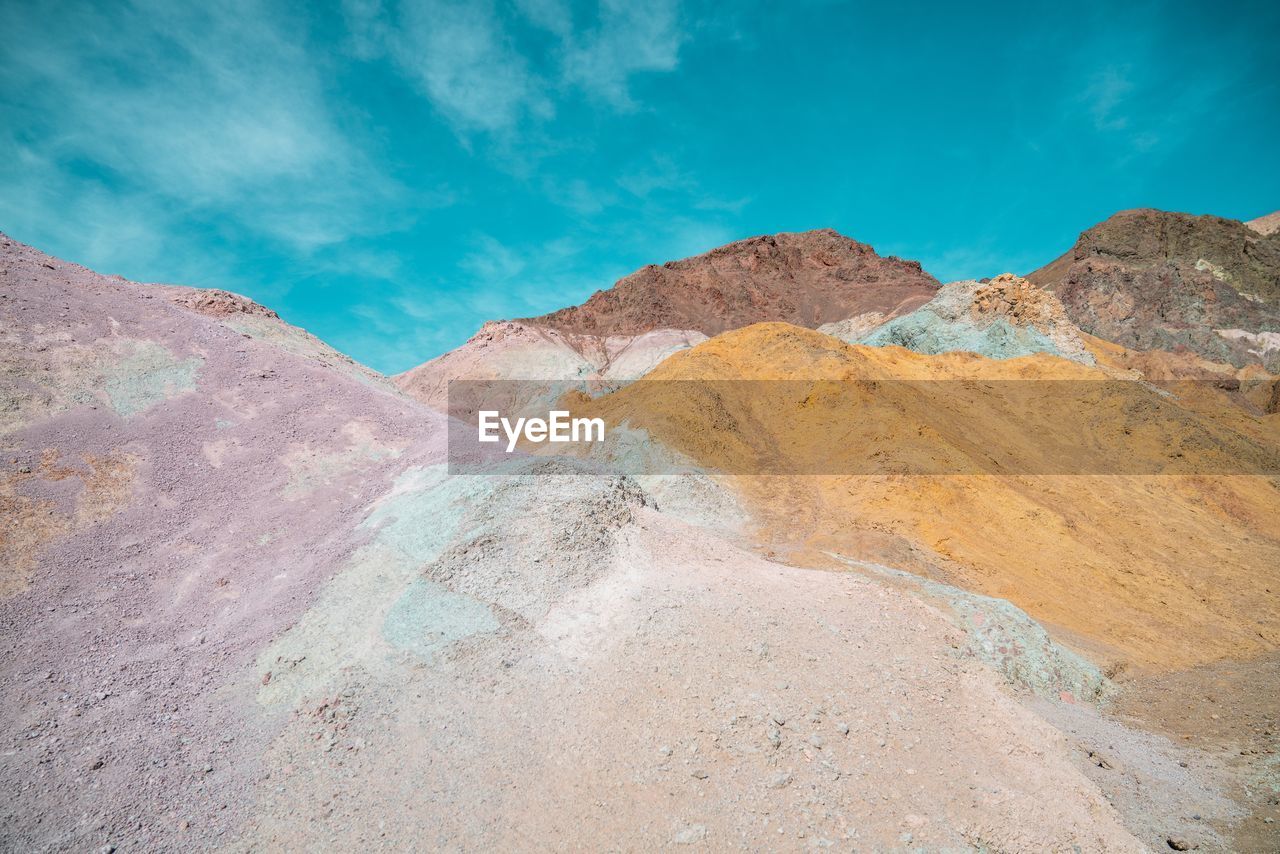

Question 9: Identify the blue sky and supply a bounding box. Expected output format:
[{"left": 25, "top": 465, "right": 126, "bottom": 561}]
[{"left": 2, "top": 0, "right": 1278, "bottom": 373}]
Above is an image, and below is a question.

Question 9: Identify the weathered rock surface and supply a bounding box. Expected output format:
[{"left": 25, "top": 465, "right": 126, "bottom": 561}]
[
  {"left": 1246, "top": 210, "right": 1280, "bottom": 236},
  {"left": 396, "top": 228, "right": 938, "bottom": 411},
  {"left": 1028, "top": 208, "right": 1280, "bottom": 369},
  {"left": 851, "top": 272, "right": 1095, "bottom": 364},
  {"left": 527, "top": 228, "right": 939, "bottom": 337}
]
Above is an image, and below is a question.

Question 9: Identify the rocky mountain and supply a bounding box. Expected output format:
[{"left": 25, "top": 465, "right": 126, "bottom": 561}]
[
  {"left": 395, "top": 228, "right": 938, "bottom": 410},
  {"left": 6, "top": 225, "right": 1280, "bottom": 850},
  {"left": 1028, "top": 208, "right": 1280, "bottom": 369},
  {"left": 527, "top": 228, "right": 939, "bottom": 336}
]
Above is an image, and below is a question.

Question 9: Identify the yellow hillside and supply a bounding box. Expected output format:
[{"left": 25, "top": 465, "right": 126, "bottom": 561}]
[{"left": 577, "top": 323, "right": 1280, "bottom": 671}]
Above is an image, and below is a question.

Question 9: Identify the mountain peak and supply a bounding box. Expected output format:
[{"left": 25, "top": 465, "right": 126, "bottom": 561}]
[
  {"left": 522, "top": 228, "right": 939, "bottom": 338},
  {"left": 1027, "top": 207, "right": 1280, "bottom": 369}
]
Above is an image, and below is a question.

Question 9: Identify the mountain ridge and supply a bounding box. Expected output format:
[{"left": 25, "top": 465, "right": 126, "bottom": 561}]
[{"left": 521, "top": 227, "right": 940, "bottom": 337}]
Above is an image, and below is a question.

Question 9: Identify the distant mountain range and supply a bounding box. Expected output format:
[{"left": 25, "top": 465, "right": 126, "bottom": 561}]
[{"left": 397, "top": 207, "right": 1280, "bottom": 410}]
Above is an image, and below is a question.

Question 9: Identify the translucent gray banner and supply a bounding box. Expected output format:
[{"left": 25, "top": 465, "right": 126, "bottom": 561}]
[{"left": 446, "top": 378, "right": 1280, "bottom": 475}]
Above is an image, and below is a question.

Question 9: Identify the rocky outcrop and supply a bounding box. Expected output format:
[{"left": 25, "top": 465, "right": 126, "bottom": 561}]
[
  {"left": 160, "top": 286, "right": 281, "bottom": 319},
  {"left": 851, "top": 273, "right": 1095, "bottom": 364},
  {"left": 1028, "top": 209, "right": 1280, "bottom": 369},
  {"left": 525, "top": 228, "right": 939, "bottom": 337}
]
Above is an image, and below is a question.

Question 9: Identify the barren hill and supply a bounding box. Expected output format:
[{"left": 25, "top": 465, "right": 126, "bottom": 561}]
[
  {"left": 3, "top": 234, "right": 1170, "bottom": 851},
  {"left": 527, "top": 228, "right": 939, "bottom": 337},
  {"left": 1028, "top": 208, "right": 1280, "bottom": 369},
  {"left": 574, "top": 322, "right": 1280, "bottom": 671}
]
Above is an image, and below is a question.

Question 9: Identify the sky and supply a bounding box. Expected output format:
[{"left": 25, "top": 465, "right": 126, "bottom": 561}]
[{"left": 2, "top": 0, "right": 1278, "bottom": 373}]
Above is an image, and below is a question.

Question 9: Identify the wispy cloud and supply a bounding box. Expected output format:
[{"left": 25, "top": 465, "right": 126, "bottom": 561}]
[
  {"left": 617, "top": 153, "right": 751, "bottom": 214},
  {"left": 514, "top": 0, "right": 574, "bottom": 39},
  {"left": 0, "top": 0, "right": 411, "bottom": 257},
  {"left": 457, "top": 233, "right": 590, "bottom": 315},
  {"left": 1081, "top": 66, "right": 1135, "bottom": 132},
  {"left": 616, "top": 154, "right": 692, "bottom": 198},
  {"left": 396, "top": 0, "right": 553, "bottom": 135},
  {"left": 347, "top": 0, "right": 687, "bottom": 139},
  {"left": 544, "top": 178, "right": 617, "bottom": 215},
  {"left": 558, "top": 0, "right": 684, "bottom": 108},
  {"left": 1068, "top": 44, "right": 1231, "bottom": 159},
  {"left": 459, "top": 234, "right": 529, "bottom": 283}
]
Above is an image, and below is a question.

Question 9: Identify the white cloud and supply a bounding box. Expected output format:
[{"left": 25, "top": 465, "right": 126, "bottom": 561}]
[
  {"left": 394, "top": 0, "right": 553, "bottom": 134},
  {"left": 0, "top": 0, "right": 409, "bottom": 253},
  {"left": 454, "top": 233, "right": 606, "bottom": 320},
  {"left": 545, "top": 178, "right": 616, "bottom": 215},
  {"left": 560, "top": 0, "right": 684, "bottom": 108},
  {"left": 617, "top": 154, "right": 691, "bottom": 197},
  {"left": 347, "top": 0, "right": 687, "bottom": 138},
  {"left": 459, "top": 234, "right": 528, "bottom": 282},
  {"left": 1082, "top": 67, "right": 1134, "bottom": 132},
  {"left": 515, "top": 0, "right": 574, "bottom": 39},
  {"left": 342, "top": 0, "right": 393, "bottom": 59}
]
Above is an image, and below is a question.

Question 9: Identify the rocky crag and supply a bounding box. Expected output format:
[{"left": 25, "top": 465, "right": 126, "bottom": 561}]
[{"left": 1029, "top": 208, "right": 1280, "bottom": 369}]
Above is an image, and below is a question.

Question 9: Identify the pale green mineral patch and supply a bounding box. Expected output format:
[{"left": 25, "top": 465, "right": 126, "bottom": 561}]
[
  {"left": 103, "top": 341, "right": 202, "bottom": 417},
  {"left": 256, "top": 465, "right": 495, "bottom": 708},
  {"left": 829, "top": 553, "right": 1110, "bottom": 703},
  {"left": 382, "top": 579, "right": 498, "bottom": 659}
]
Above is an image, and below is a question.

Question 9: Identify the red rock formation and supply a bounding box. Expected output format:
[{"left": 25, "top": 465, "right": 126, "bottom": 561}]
[{"left": 526, "top": 228, "right": 939, "bottom": 337}]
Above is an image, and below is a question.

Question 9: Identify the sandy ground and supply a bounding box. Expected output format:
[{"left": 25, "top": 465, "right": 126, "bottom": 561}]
[{"left": 236, "top": 496, "right": 1146, "bottom": 852}]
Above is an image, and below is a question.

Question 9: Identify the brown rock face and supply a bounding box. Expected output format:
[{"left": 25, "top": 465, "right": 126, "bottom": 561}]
[
  {"left": 525, "top": 228, "right": 939, "bottom": 337},
  {"left": 1028, "top": 209, "right": 1280, "bottom": 369}
]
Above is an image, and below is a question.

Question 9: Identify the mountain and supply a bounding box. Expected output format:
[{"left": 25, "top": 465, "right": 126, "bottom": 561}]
[
  {"left": 526, "top": 228, "right": 939, "bottom": 336},
  {"left": 394, "top": 228, "right": 938, "bottom": 409},
  {"left": 1028, "top": 208, "right": 1280, "bottom": 369},
  {"left": 0, "top": 232, "right": 454, "bottom": 848},
  {"left": 3, "top": 233, "right": 1162, "bottom": 852}
]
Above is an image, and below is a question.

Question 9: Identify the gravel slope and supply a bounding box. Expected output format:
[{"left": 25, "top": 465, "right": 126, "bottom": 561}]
[{"left": 1, "top": 233, "right": 1261, "bottom": 851}]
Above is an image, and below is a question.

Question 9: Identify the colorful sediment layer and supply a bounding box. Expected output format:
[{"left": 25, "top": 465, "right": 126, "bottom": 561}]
[{"left": 576, "top": 322, "right": 1280, "bottom": 671}]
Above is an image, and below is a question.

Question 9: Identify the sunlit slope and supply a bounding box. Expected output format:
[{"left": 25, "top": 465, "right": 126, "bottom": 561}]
[{"left": 577, "top": 323, "right": 1280, "bottom": 671}]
